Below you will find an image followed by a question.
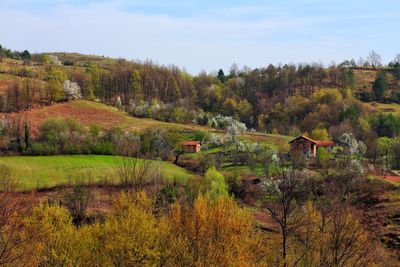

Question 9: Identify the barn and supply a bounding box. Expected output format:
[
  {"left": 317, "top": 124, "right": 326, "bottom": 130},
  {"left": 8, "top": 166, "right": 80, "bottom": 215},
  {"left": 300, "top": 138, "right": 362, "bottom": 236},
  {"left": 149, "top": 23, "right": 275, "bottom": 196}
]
[
  {"left": 289, "top": 135, "right": 335, "bottom": 158},
  {"left": 179, "top": 141, "right": 202, "bottom": 153}
]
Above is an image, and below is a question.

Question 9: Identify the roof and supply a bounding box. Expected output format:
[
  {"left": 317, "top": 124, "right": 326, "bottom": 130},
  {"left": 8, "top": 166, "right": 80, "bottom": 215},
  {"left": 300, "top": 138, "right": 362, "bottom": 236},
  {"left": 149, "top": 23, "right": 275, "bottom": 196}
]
[
  {"left": 289, "top": 135, "right": 318, "bottom": 144},
  {"left": 315, "top": 140, "right": 335, "bottom": 147},
  {"left": 179, "top": 141, "right": 202, "bottom": 146},
  {"left": 289, "top": 135, "right": 335, "bottom": 147}
]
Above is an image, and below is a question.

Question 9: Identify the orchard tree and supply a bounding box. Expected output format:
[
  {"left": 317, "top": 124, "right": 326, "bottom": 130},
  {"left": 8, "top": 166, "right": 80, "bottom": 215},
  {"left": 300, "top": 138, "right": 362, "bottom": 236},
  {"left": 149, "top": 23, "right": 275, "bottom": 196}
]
[
  {"left": 339, "top": 133, "right": 359, "bottom": 155},
  {"left": 63, "top": 80, "right": 82, "bottom": 100},
  {"left": 226, "top": 118, "right": 247, "bottom": 144}
]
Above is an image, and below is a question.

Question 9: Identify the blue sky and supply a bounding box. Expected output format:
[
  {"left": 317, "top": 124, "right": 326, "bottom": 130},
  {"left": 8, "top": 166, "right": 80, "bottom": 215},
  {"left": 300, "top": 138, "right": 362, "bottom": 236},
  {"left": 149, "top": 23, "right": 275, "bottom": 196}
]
[{"left": 0, "top": 0, "right": 399, "bottom": 74}]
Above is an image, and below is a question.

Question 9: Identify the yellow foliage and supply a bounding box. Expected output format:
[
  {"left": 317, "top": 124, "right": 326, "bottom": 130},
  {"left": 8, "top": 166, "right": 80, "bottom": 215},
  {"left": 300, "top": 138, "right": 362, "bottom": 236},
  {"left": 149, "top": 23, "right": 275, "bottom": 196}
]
[
  {"left": 309, "top": 127, "right": 330, "bottom": 140},
  {"left": 20, "top": 192, "right": 268, "bottom": 266},
  {"left": 23, "top": 204, "right": 79, "bottom": 266},
  {"left": 166, "top": 194, "right": 266, "bottom": 266},
  {"left": 313, "top": 88, "right": 343, "bottom": 104},
  {"left": 100, "top": 192, "right": 168, "bottom": 266}
]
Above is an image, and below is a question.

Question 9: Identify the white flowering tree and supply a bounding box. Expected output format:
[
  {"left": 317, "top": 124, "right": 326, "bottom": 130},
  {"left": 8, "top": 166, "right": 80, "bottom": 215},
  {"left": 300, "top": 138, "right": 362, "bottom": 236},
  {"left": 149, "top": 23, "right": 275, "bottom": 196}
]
[
  {"left": 63, "top": 80, "right": 82, "bottom": 100},
  {"left": 115, "top": 96, "right": 122, "bottom": 109},
  {"left": 338, "top": 133, "right": 359, "bottom": 155},
  {"left": 50, "top": 55, "right": 61, "bottom": 65},
  {"left": 226, "top": 118, "right": 247, "bottom": 144}
]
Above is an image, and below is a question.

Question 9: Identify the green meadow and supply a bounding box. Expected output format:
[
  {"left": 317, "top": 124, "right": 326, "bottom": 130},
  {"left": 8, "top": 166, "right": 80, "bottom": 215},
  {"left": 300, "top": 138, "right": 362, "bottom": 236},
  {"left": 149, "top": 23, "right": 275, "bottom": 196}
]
[{"left": 0, "top": 155, "right": 193, "bottom": 190}]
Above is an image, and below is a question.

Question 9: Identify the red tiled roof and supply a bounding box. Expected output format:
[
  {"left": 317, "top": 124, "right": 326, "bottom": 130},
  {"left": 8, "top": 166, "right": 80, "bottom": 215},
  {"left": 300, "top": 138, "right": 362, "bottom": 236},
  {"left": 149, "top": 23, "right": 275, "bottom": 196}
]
[
  {"left": 179, "top": 141, "right": 202, "bottom": 146},
  {"left": 315, "top": 140, "right": 335, "bottom": 147}
]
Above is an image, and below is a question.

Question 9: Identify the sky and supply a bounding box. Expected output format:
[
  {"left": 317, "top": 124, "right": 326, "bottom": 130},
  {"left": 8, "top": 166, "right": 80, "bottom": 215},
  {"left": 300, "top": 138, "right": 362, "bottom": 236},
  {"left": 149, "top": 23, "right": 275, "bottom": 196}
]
[{"left": 0, "top": 0, "right": 399, "bottom": 74}]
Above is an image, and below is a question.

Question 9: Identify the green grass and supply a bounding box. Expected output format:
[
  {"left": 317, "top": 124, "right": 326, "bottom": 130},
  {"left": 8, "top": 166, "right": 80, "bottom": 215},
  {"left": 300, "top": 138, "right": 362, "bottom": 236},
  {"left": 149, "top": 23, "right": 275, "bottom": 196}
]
[{"left": 0, "top": 155, "right": 193, "bottom": 190}]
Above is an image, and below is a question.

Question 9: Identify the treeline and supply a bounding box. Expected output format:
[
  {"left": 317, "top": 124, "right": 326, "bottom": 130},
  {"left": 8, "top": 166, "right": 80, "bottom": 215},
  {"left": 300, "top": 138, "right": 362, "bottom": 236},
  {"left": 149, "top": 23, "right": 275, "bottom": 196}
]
[
  {"left": 4, "top": 117, "right": 187, "bottom": 160},
  {"left": 1, "top": 45, "right": 400, "bottom": 133},
  {"left": 0, "top": 44, "right": 31, "bottom": 61}
]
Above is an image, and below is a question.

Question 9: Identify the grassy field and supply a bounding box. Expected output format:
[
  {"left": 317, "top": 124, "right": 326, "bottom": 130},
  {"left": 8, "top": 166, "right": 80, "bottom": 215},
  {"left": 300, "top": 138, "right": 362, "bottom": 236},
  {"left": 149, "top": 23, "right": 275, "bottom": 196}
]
[{"left": 0, "top": 155, "right": 193, "bottom": 190}]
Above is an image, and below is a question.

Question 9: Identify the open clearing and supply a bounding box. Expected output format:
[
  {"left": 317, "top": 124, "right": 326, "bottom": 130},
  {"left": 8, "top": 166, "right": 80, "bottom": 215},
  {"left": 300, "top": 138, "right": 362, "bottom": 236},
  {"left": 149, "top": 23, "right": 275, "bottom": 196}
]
[{"left": 0, "top": 155, "right": 193, "bottom": 190}]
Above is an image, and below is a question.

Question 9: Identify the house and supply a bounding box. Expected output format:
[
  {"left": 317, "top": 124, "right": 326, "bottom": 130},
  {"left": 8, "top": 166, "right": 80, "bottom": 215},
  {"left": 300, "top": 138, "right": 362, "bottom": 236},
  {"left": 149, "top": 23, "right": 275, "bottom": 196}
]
[
  {"left": 179, "top": 141, "right": 202, "bottom": 153},
  {"left": 289, "top": 135, "right": 335, "bottom": 157}
]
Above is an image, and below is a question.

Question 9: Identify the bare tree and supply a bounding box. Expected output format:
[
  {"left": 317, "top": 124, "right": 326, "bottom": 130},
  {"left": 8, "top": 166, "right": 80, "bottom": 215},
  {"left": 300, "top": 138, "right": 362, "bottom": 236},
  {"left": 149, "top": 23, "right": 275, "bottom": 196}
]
[
  {"left": 393, "top": 54, "right": 400, "bottom": 65},
  {"left": 367, "top": 50, "right": 382, "bottom": 68},
  {"left": 62, "top": 176, "right": 92, "bottom": 224},
  {"left": 116, "top": 157, "right": 155, "bottom": 190},
  {"left": 262, "top": 158, "right": 311, "bottom": 267}
]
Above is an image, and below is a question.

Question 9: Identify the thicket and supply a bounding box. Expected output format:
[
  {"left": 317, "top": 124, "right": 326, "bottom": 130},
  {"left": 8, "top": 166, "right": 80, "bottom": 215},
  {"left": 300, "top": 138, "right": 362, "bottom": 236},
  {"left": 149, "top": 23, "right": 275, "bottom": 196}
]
[{"left": 24, "top": 118, "right": 187, "bottom": 158}]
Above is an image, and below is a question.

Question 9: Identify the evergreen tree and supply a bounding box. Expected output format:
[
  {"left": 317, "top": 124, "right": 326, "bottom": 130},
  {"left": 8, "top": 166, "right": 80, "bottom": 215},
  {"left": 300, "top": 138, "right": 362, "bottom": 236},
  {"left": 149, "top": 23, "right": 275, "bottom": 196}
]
[
  {"left": 340, "top": 68, "right": 355, "bottom": 90},
  {"left": 20, "top": 50, "right": 31, "bottom": 60},
  {"left": 24, "top": 122, "right": 31, "bottom": 149},
  {"left": 217, "top": 69, "right": 225, "bottom": 83},
  {"left": 373, "top": 71, "right": 388, "bottom": 101}
]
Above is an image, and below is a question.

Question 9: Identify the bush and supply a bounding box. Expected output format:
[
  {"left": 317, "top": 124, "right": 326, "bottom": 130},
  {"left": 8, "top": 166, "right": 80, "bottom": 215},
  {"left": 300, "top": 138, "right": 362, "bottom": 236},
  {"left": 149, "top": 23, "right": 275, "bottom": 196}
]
[
  {"left": 62, "top": 178, "right": 92, "bottom": 224},
  {"left": 63, "top": 142, "right": 82, "bottom": 154},
  {"left": 88, "top": 141, "right": 114, "bottom": 155},
  {"left": 63, "top": 60, "right": 74, "bottom": 66},
  {"left": 202, "top": 166, "right": 228, "bottom": 200},
  {"left": 359, "top": 91, "right": 375, "bottom": 102},
  {"left": 30, "top": 143, "right": 59, "bottom": 155}
]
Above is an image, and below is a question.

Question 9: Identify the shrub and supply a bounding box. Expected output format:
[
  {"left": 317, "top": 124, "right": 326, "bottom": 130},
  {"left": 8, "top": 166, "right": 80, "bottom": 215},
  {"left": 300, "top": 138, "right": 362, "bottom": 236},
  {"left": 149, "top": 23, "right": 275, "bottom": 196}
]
[
  {"left": 202, "top": 166, "right": 228, "bottom": 200},
  {"left": 63, "top": 60, "right": 74, "bottom": 66},
  {"left": 30, "top": 143, "right": 59, "bottom": 155},
  {"left": 115, "top": 157, "right": 156, "bottom": 189},
  {"left": 88, "top": 141, "right": 114, "bottom": 155},
  {"left": 62, "top": 178, "right": 92, "bottom": 224}
]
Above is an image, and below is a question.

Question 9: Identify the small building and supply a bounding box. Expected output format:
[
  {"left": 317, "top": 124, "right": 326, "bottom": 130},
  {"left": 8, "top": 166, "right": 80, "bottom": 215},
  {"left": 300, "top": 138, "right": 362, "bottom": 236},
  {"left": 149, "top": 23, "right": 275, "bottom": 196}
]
[
  {"left": 289, "top": 135, "right": 335, "bottom": 158},
  {"left": 179, "top": 141, "right": 202, "bottom": 153}
]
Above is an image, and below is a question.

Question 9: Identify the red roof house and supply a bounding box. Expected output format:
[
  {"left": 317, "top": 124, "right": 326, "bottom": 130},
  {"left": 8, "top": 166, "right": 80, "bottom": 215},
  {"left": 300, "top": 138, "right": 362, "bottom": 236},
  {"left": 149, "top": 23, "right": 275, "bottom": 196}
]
[
  {"left": 289, "top": 135, "right": 335, "bottom": 157},
  {"left": 179, "top": 141, "right": 202, "bottom": 153}
]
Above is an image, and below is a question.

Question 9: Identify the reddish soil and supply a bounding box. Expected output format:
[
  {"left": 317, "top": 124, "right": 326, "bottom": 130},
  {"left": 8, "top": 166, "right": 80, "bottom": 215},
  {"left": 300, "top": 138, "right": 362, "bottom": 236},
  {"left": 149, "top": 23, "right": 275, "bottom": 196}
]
[
  {"left": 4, "top": 101, "right": 125, "bottom": 138},
  {"left": 0, "top": 79, "right": 13, "bottom": 93}
]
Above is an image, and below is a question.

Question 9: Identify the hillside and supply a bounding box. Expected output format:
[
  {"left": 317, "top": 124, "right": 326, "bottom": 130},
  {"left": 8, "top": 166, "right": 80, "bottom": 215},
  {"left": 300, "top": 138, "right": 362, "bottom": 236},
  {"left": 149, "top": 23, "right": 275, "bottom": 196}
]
[
  {"left": 5, "top": 100, "right": 207, "bottom": 138},
  {"left": 3, "top": 99, "right": 291, "bottom": 148}
]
